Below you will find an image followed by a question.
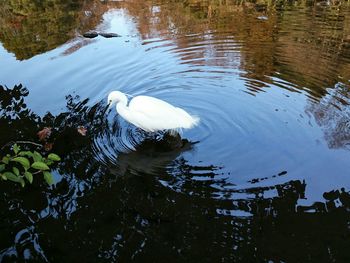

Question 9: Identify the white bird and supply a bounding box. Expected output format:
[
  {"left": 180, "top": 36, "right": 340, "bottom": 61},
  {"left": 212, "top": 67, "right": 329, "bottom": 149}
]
[{"left": 107, "top": 91, "right": 199, "bottom": 133}]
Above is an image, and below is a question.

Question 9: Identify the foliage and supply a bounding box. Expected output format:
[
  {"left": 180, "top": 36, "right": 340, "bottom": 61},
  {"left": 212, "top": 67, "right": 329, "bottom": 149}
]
[{"left": 0, "top": 143, "right": 60, "bottom": 187}]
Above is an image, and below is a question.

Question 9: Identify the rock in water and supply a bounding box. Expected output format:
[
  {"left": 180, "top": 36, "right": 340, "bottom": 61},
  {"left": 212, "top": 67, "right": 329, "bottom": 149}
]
[
  {"left": 83, "top": 32, "right": 98, "bottom": 38},
  {"left": 99, "top": 32, "right": 121, "bottom": 38}
]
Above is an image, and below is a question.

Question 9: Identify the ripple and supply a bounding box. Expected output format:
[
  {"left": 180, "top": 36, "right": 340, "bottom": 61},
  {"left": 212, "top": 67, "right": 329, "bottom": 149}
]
[
  {"left": 3, "top": 0, "right": 348, "bottom": 196},
  {"left": 92, "top": 112, "right": 140, "bottom": 165},
  {"left": 2, "top": 1, "right": 350, "bottom": 261}
]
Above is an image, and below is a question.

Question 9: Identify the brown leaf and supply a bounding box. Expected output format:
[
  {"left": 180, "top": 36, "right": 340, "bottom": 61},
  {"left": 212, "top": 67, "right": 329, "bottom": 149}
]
[
  {"left": 37, "top": 127, "right": 52, "bottom": 142},
  {"left": 44, "top": 142, "right": 53, "bottom": 151},
  {"left": 77, "top": 126, "right": 87, "bottom": 136}
]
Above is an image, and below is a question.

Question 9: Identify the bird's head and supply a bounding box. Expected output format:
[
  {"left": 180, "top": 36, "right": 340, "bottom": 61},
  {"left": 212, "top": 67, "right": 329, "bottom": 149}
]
[{"left": 107, "top": 91, "right": 128, "bottom": 108}]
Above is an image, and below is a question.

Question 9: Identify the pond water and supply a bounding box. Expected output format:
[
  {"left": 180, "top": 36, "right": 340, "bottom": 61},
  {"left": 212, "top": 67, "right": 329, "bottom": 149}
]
[{"left": 0, "top": 0, "right": 350, "bottom": 262}]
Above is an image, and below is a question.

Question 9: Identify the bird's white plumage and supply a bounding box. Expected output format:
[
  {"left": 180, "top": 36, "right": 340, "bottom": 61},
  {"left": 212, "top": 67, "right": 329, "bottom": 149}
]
[{"left": 107, "top": 91, "right": 199, "bottom": 132}]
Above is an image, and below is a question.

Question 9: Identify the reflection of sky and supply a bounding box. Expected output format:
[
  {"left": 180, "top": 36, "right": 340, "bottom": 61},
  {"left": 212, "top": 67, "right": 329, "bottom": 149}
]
[{"left": 0, "top": 8, "right": 349, "bottom": 207}]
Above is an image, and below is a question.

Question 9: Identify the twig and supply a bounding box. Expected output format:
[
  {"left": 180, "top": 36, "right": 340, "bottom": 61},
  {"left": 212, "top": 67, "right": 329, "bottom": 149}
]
[{"left": 1, "top": 141, "right": 42, "bottom": 151}]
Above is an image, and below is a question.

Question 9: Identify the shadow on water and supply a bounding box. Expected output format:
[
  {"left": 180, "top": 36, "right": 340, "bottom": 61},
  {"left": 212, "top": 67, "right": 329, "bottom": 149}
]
[
  {"left": 0, "top": 85, "right": 350, "bottom": 262},
  {"left": 115, "top": 133, "right": 195, "bottom": 175}
]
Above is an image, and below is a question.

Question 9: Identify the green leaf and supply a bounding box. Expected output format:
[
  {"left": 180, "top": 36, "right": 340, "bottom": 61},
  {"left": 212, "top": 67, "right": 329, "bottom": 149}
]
[
  {"left": 0, "top": 164, "right": 5, "bottom": 172},
  {"left": 24, "top": 171, "right": 33, "bottom": 184},
  {"left": 13, "top": 144, "right": 20, "bottom": 155},
  {"left": 3, "top": 172, "right": 20, "bottom": 183},
  {"left": 31, "top": 161, "right": 50, "bottom": 170},
  {"left": 12, "top": 157, "right": 30, "bottom": 170},
  {"left": 43, "top": 171, "right": 54, "bottom": 185},
  {"left": 12, "top": 167, "right": 20, "bottom": 176},
  {"left": 48, "top": 153, "right": 61, "bottom": 162},
  {"left": 19, "top": 151, "right": 33, "bottom": 158},
  {"left": 2, "top": 156, "right": 10, "bottom": 164},
  {"left": 1, "top": 174, "right": 7, "bottom": 180},
  {"left": 19, "top": 178, "right": 25, "bottom": 187},
  {"left": 33, "top": 151, "right": 43, "bottom": 162}
]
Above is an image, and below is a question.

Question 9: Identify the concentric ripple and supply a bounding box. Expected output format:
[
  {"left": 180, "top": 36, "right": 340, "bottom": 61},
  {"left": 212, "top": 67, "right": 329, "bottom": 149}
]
[
  {"left": 72, "top": 5, "right": 350, "bottom": 198},
  {"left": 1, "top": 3, "right": 349, "bottom": 200}
]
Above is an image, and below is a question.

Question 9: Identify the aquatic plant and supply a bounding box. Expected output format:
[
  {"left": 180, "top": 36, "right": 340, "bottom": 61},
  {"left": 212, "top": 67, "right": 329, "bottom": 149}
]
[{"left": 0, "top": 143, "right": 60, "bottom": 187}]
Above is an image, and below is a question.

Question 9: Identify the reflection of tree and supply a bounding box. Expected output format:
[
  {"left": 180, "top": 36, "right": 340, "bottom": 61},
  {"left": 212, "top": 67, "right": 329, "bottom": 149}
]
[
  {"left": 0, "top": 84, "right": 110, "bottom": 216},
  {"left": 306, "top": 82, "right": 350, "bottom": 149},
  {"left": 0, "top": 84, "right": 39, "bottom": 145},
  {"left": 123, "top": 0, "right": 350, "bottom": 97},
  {"left": 2, "top": 0, "right": 349, "bottom": 98},
  {"left": 0, "top": 0, "right": 110, "bottom": 60},
  {"left": 1, "top": 85, "right": 350, "bottom": 262},
  {"left": 275, "top": 2, "right": 350, "bottom": 97},
  {"left": 25, "top": 167, "right": 350, "bottom": 262}
]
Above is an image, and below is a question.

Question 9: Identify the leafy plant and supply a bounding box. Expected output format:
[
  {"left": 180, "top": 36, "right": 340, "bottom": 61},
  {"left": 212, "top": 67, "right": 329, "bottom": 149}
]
[{"left": 0, "top": 143, "right": 61, "bottom": 187}]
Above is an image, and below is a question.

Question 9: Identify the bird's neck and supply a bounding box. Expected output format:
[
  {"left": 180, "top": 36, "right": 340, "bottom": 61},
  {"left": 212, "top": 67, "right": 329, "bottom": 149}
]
[
  {"left": 118, "top": 93, "right": 128, "bottom": 107},
  {"left": 116, "top": 100, "right": 129, "bottom": 119},
  {"left": 115, "top": 93, "right": 128, "bottom": 109}
]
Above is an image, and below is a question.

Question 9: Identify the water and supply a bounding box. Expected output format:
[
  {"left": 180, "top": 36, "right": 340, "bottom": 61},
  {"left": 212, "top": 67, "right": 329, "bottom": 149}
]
[{"left": 0, "top": 0, "right": 350, "bottom": 262}]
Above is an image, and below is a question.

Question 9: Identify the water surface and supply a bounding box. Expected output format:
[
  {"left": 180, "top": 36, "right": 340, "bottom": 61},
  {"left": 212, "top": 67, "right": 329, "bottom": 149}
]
[{"left": 0, "top": 0, "right": 350, "bottom": 262}]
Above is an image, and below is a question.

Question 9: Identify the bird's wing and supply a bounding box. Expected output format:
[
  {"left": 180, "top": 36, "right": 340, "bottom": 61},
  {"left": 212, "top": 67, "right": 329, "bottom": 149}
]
[
  {"left": 129, "top": 96, "right": 176, "bottom": 115},
  {"left": 128, "top": 96, "right": 197, "bottom": 131}
]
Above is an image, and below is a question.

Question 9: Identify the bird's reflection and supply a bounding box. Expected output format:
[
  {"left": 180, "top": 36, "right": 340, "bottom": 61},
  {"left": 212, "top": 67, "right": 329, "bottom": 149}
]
[{"left": 113, "top": 132, "right": 196, "bottom": 175}]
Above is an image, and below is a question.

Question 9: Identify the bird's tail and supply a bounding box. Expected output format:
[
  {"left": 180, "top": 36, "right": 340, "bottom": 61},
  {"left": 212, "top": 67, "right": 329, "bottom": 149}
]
[{"left": 190, "top": 115, "right": 200, "bottom": 128}]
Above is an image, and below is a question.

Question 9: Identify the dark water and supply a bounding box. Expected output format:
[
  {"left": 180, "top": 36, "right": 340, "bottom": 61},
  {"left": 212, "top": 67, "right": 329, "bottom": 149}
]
[{"left": 1, "top": 0, "right": 350, "bottom": 262}]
